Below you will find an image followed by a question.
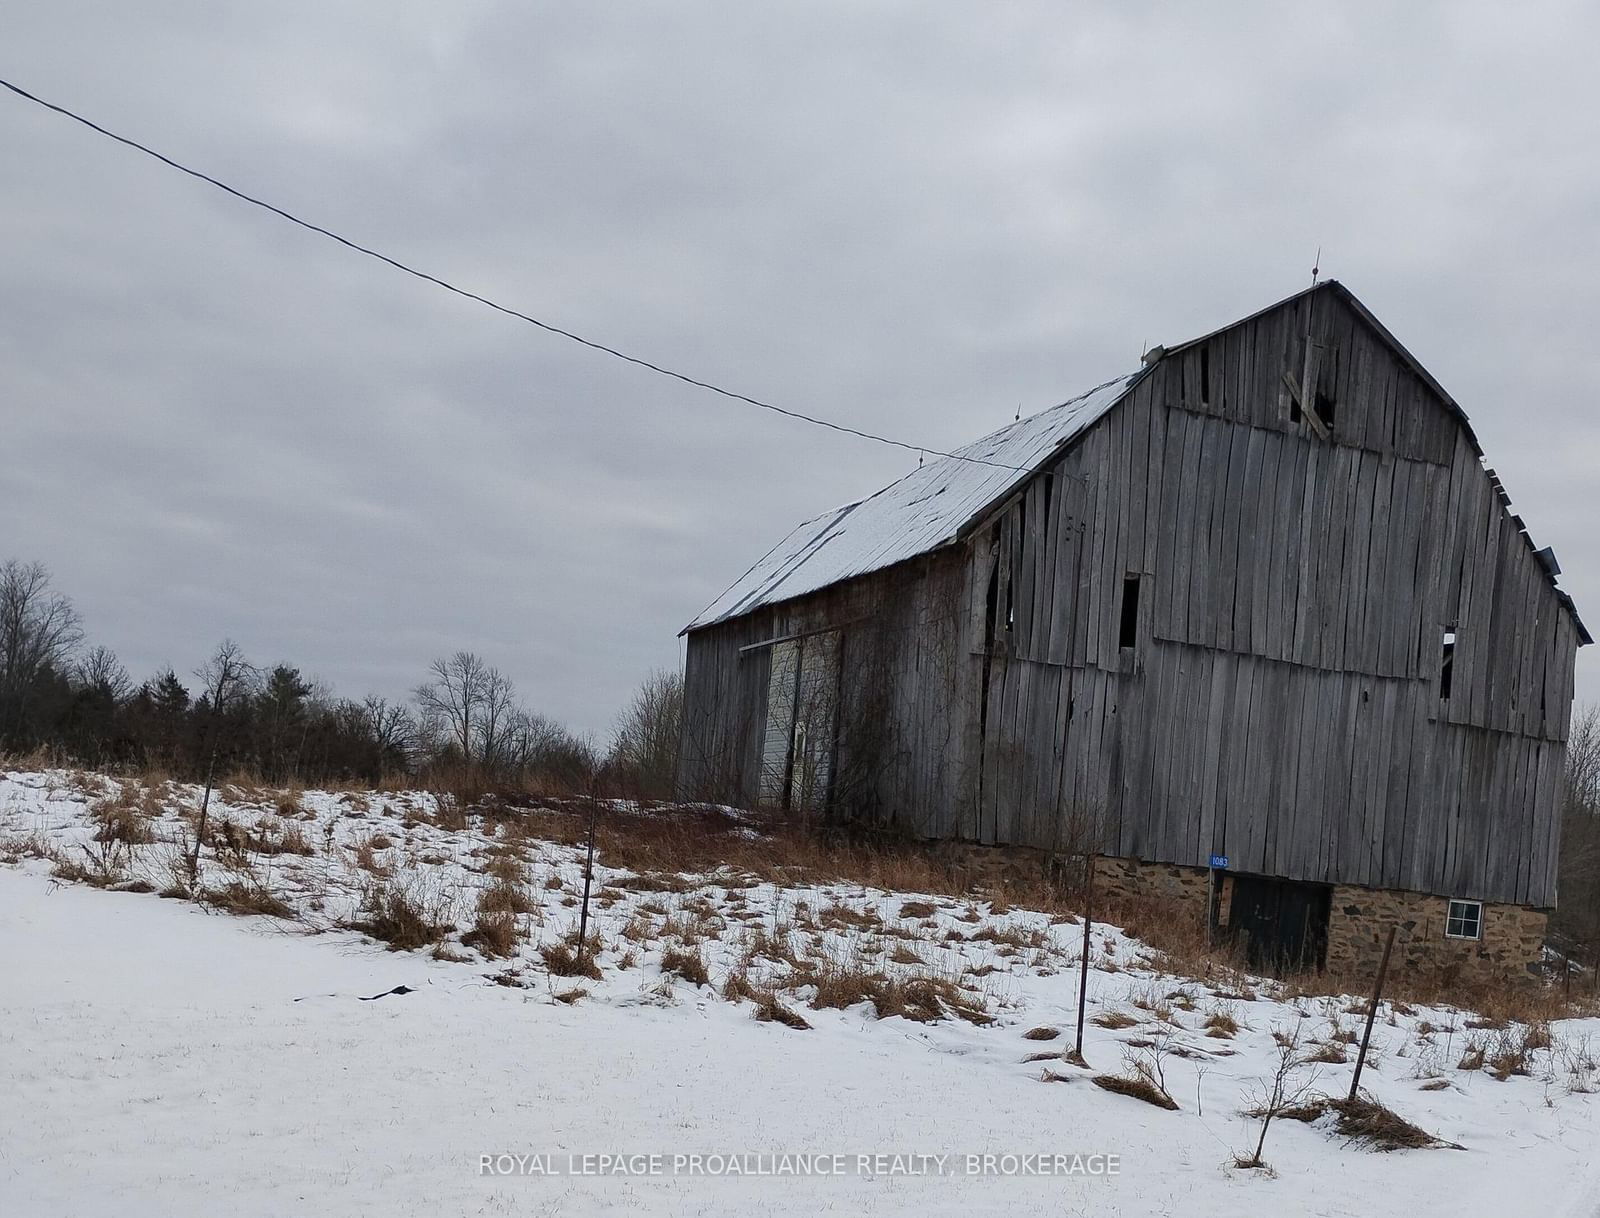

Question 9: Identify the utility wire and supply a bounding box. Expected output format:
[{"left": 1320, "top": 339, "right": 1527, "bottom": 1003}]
[{"left": 1, "top": 76, "right": 1028, "bottom": 472}]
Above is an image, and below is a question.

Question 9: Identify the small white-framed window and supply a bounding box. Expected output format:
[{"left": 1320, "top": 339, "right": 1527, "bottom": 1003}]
[{"left": 1445, "top": 899, "right": 1483, "bottom": 941}]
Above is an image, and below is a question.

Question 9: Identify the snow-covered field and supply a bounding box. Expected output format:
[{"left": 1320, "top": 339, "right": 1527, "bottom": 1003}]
[{"left": 2, "top": 768, "right": 1599, "bottom": 1217}]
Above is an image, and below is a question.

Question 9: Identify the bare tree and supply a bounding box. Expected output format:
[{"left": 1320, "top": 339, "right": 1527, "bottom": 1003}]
[
  {"left": 74, "top": 645, "right": 131, "bottom": 701},
  {"left": 1236, "top": 1019, "right": 1319, "bottom": 1171},
  {"left": 608, "top": 669, "right": 684, "bottom": 799},
  {"left": 187, "top": 640, "right": 256, "bottom": 888},
  {"left": 0, "top": 559, "right": 84, "bottom": 746},
  {"left": 416, "top": 652, "right": 484, "bottom": 773},
  {"left": 361, "top": 695, "right": 418, "bottom": 768},
  {"left": 1556, "top": 705, "right": 1600, "bottom": 961},
  {"left": 503, "top": 709, "right": 596, "bottom": 792}
]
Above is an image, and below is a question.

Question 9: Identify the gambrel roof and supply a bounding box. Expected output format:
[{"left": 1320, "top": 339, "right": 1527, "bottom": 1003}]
[{"left": 686, "top": 282, "right": 1587, "bottom": 642}]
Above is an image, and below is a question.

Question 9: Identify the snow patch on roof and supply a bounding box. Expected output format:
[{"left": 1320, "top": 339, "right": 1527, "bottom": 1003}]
[{"left": 686, "top": 372, "right": 1140, "bottom": 631}]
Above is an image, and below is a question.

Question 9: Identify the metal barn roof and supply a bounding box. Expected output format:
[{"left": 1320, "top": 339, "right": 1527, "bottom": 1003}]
[{"left": 685, "top": 372, "right": 1142, "bottom": 631}]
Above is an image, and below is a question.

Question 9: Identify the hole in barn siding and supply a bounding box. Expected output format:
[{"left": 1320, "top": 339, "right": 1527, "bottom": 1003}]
[{"left": 1118, "top": 576, "right": 1141, "bottom": 650}]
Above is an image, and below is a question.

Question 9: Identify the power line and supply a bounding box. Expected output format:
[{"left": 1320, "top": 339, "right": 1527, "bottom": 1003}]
[{"left": 0, "top": 76, "right": 1028, "bottom": 472}]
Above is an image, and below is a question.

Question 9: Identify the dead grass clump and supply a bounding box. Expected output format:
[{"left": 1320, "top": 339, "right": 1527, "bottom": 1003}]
[
  {"left": 1091, "top": 1073, "right": 1179, "bottom": 1110},
  {"left": 88, "top": 791, "right": 155, "bottom": 845},
  {"left": 484, "top": 853, "right": 528, "bottom": 885},
  {"left": 797, "top": 958, "right": 991, "bottom": 1025},
  {"left": 1327, "top": 1097, "right": 1456, "bottom": 1151},
  {"left": 819, "top": 903, "right": 883, "bottom": 931},
  {"left": 1204, "top": 1011, "right": 1239, "bottom": 1038},
  {"left": 1093, "top": 1009, "right": 1139, "bottom": 1030},
  {"left": 1306, "top": 1041, "right": 1349, "bottom": 1064},
  {"left": 898, "top": 899, "right": 938, "bottom": 919},
  {"left": 463, "top": 911, "right": 521, "bottom": 958},
  {"left": 541, "top": 942, "right": 602, "bottom": 980},
  {"left": 353, "top": 880, "right": 453, "bottom": 951},
  {"left": 1264, "top": 1095, "right": 1456, "bottom": 1150},
  {"left": 204, "top": 881, "right": 295, "bottom": 919},
  {"left": 661, "top": 944, "right": 711, "bottom": 987},
  {"left": 247, "top": 817, "right": 314, "bottom": 856},
  {"left": 753, "top": 992, "right": 812, "bottom": 1029},
  {"left": 50, "top": 839, "right": 131, "bottom": 888},
  {"left": 1486, "top": 1029, "right": 1536, "bottom": 1081},
  {"left": 725, "top": 968, "right": 813, "bottom": 1029},
  {"left": 614, "top": 871, "right": 693, "bottom": 893},
  {"left": 477, "top": 879, "right": 536, "bottom": 917}
]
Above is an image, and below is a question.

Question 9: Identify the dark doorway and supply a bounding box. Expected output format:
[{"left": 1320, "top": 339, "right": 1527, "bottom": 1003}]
[{"left": 1220, "top": 874, "right": 1331, "bottom": 975}]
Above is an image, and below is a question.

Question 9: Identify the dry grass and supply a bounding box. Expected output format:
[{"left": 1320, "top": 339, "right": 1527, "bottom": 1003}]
[
  {"left": 203, "top": 881, "right": 295, "bottom": 919},
  {"left": 50, "top": 839, "right": 131, "bottom": 888},
  {"left": 541, "top": 942, "right": 602, "bottom": 980},
  {"left": 88, "top": 788, "right": 156, "bottom": 845},
  {"left": 753, "top": 992, "right": 812, "bottom": 1029},
  {"left": 796, "top": 957, "right": 992, "bottom": 1025},
  {"left": 1023, "top": 1025, "right": 1061, "bottom": 1041},
  {"left": 661, "top": 944, "right": 711, "bottom": 987},
  {"left": 463, "top": 911, "right": 521, "bottom": 958},
  {"left": 1093, "top": 1009, "right": 1139, "bottom": 1030},
  {"left": 351, "top": 878, "right": 454, "bottom": 951},
  {"left": 1091, "top": 1073, "right": 1179, "bottom": 1110},
  {"left": 477, "top": 879, "right": 536, "bottom": 917},
  {"left": 1204, "top": 1010, "right": 1240, "bottom": 1038},
  {"left": 1278, "top": 1096, "right": 1457, "bottom": 1151}
]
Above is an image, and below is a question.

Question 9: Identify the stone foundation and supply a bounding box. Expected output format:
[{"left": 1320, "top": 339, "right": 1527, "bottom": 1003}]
[
  {"left": 1092, "top": 855, "right": 1211, "bottom": 907},
  {"left": 920, "top": 842, "right": 1548, "bottom": 981},
  {"left": 1325, "top": 887, "right": 1547, "bottom": 983},
  {"left": 1089, "top": 854, "right": 1547, "bottom": 982}
]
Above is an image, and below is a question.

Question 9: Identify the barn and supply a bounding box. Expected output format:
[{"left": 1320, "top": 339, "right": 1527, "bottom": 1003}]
[{"left": 677, "top": 281, "right": 1589, "bottom": 978}]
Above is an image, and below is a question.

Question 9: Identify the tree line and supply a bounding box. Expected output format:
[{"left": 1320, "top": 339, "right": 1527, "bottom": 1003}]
[{"left": 0, "top": 559, "right": 682, "bottom": 798}]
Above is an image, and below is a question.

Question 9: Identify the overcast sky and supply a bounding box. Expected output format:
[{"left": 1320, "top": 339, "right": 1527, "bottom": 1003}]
[{"left": 3, "top": 2, "right": 1596, "bottom": 739}]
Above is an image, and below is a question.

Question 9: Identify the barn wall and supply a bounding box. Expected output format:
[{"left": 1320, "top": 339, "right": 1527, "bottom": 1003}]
[
  {"left": 677, "top": 549, "right": 977, "bottom": 832},
  {"left": 963, "top": 286, "right": 1578, "bottom": 907}
]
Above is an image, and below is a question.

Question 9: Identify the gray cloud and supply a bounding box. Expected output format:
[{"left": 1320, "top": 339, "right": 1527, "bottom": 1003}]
[{"left": 3, "top": 1, "right": 1597, "bottom": 738}]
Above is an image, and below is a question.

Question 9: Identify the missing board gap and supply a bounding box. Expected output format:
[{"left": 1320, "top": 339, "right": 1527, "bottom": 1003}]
[{"left": 1118, "top": 575, "right": 1141, "bottom": 650}]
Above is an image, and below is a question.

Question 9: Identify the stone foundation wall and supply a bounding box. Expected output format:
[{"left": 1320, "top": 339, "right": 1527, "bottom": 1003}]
[
  {"left": 1087, "top": 855, "right": 1547, "bottom": 982},
  {"left": 1092, "top": 855, "right": 1211, "bottom": 908},
  {"left": 920, "top": 843, "right": 1548, "bottom": 981},
  {"left": 1325, "top": 887, "right": 1547, "bottom": 982}
]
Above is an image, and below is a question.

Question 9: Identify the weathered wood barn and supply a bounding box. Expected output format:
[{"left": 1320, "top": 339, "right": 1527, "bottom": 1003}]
[{"left": 678, "top": 282, "right": 1588, "bottom": 977}]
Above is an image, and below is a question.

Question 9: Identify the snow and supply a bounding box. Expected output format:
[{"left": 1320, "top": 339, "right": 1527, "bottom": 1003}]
[
  {"left": 686, "top": 372, "right": 1141, "bottom": 630},
  {"left": 3, "top": 768, "right": 1600, "bottom": 1217}
]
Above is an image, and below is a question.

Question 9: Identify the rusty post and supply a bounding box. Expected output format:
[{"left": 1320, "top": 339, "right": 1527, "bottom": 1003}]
[{"left": 1348, "top": 925, "right": 1397, "bottom": 1101}]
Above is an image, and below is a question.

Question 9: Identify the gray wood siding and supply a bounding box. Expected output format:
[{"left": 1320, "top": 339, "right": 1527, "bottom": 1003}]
[
  {"left": 678, "top": 550, "right": 976, "bottom": 835},
  {"left": 961, "top": 289, "right": 1575, "bottom": 905},
  {"left": 681, "top": 284, "right": 1580, "bottom": 910}
]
